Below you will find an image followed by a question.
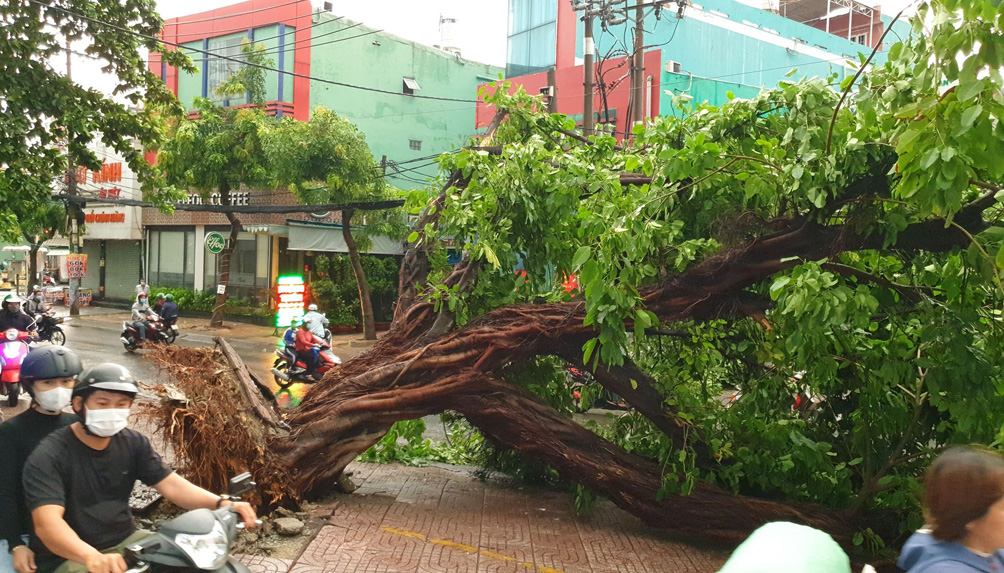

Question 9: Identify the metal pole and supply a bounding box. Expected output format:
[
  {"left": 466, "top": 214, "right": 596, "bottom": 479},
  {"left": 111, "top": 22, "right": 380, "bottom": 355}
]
[
  {"left": 583, "top": 14, "right": 595, "bottom": 136},
  {"left": 65, "top": 37, "right": 80, "bottom": 317},
  {"left": 826, "top": 0, "right": 831, "bottom": 33},
  {"left": 632, "top": 0, "right": 645, "bottom": 127}
]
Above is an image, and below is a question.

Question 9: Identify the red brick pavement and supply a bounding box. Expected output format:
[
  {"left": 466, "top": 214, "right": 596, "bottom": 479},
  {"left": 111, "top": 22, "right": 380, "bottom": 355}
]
[{"left": 280, "top": 463, "right": 730, "bottom": 573}]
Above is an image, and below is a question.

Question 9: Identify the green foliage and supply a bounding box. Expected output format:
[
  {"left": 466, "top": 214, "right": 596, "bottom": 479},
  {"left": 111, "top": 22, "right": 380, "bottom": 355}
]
[
  {"left": 215, "top": 41, "right": 273, "bottom": 104},
  {"left": 397, "top": 0, "right": 1004, "bottom": 540},
  {"left": 311, "top": 254, "right": 400, "bottom": 325},
  {"left": 0, "top": 0, "right": 192, "bottom": 234},
  {"left": 150, "top": 286, "right": 271, "bottom": 319}
]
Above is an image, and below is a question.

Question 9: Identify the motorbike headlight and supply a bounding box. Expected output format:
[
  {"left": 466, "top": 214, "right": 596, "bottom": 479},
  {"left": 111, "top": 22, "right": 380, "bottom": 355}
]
[
  {"left": 174, "top": 520, "right": 228, "bottom": 570},
  {"left": 4, "top": 329, "right": 16, "bottom": 341}
]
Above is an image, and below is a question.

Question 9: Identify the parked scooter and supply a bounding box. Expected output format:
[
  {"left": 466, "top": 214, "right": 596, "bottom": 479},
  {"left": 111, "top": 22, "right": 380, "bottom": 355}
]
[
  {"left": 34, "top": 304, "right": 68, "bottom": 346},
  {"left": 121, "top": 316, "right": 178, "bottom": 352},
  {"left": 0, "top": 326, "right": 34, "bottom": 407},
  {"left": 124, "top": 473, "right": 259, "bottom": 573},
  {"left": 270, "top": 331, "right": 340, "bottom": 387}
]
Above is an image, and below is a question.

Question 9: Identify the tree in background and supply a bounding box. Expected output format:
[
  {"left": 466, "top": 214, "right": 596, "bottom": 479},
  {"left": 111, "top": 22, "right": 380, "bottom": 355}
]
[
  {"left": 158, "top": 42, "right": 273, "bottom": 326},
  {"left": 265, "top": 108, "right": 407, "bottom": 340},
  {"left": 0, "top": 0, "right": 191, "bottom": 238}
]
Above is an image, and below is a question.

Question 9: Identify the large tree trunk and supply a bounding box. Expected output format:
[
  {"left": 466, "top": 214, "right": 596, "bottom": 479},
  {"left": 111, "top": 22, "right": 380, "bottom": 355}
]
[
  {"left": 210, "top": 182, "right": 242, "bottom": 327},
  {"left": 340, "top": 208, "right": 377, "bottom": 340},
  {"left": 27, "top": 241, "right": 40, "bottom": 292}
]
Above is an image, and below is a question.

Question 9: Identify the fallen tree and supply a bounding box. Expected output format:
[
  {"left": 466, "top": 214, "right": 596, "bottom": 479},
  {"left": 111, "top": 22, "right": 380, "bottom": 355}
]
[{"left": 149, "top": 0, "right": 1004, "bottom": 552}]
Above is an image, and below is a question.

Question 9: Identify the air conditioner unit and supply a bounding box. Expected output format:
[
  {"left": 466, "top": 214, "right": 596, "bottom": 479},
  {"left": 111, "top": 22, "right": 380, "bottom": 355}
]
[{"left": 664, "top": 60, "right": 682, "bottom": 74}]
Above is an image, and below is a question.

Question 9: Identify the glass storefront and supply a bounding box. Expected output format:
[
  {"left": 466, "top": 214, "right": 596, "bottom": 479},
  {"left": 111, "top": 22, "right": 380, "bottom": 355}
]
[
  {"left": 203, "top": 232, "right": 270, "bottom": 303},
  {"left": 147, "top": 230, "right": 196, "bottom": 288}
]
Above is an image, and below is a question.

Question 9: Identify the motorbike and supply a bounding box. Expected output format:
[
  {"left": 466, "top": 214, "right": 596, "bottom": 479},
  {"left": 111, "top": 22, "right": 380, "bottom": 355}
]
[
  {"left": 121, "top": 315, "right": 178, "bottom": 352},
  {"left": 270, "top": 330, "right": 341, "bottom": 387},
  {"left": 0, "top": 326, "right": 34, "bottom": 407},
  {"left": 34, "top": 305, "right": 68, "bottom": 346},
  {"left": 124, "top": 473, "right": 259, "bottom": 573}
]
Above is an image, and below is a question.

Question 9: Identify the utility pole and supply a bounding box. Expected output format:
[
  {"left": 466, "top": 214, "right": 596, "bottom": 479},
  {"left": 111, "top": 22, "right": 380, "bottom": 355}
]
[
  {"left": 65, "top": 37, "right": 81, "bottom": 316},
  {"left": 583, "top": 13, "right": 595, "bottom": 135},
  {"left": 631, "top": 0, "right": 645, "bottom": 127}
]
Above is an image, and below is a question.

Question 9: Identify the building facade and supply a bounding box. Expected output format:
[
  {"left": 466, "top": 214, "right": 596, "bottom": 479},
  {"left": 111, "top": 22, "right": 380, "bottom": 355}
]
[
  {"left": 145, "top": 0, "right": 501, "bottom": 297},
  {"left": 481, "top": 0, "right": 910, "bottom": 133}
]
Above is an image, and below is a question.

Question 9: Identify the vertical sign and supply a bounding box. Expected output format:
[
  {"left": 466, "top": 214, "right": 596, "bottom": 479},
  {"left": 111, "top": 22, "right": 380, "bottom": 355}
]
[
  {"left": 66, "top": 254, "right": 88, "bottom": 278},
  {"left": 275, "top": 275, "right": 305, "bottom": 328}
]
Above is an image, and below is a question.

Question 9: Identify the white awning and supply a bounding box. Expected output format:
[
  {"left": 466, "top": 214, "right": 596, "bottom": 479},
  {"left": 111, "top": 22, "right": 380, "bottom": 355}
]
[
  {"left": 287, "top": 222, "right": 403, "bottom": 255},
  {"left": 44, "top": 249, "right": 70, "bottom": 256}
]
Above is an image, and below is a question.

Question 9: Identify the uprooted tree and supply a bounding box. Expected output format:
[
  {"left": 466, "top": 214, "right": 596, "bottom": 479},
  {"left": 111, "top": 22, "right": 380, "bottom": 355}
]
[{"left": 151, "top": 0, "right": 1004, "bottom": 550}]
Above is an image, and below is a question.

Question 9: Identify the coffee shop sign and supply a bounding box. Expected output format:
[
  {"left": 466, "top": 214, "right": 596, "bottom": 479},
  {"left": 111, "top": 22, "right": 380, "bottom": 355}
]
[{"left": 183, "top": 192, "right": 250, "bottom": 206}]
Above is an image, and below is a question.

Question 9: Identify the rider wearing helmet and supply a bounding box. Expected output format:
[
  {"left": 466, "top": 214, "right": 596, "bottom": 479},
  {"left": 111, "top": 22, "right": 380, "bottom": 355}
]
[
  {"left": 0, "top": 294, "right": 35, "bottom": 333},
  {"left": 0, "top": 347, "right": 82, "bottom": 573},
  {"left": 151, "top": 293, "right": 166, "bottom": 315},
  {"left": 160, "top": 294, "right": 179, "bottom": 325},
  {"left": 23, "top": 364, "right": 259, "bottom": 573},
  {"left": 25, "top": 286, "right": 45, "bottom": 316},
  {"left": 302, "top": 303, "right": 329, "bottom": 340}
]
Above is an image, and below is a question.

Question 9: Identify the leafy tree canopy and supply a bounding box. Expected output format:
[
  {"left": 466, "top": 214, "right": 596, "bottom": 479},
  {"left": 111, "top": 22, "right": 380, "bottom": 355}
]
[
  {"left": 0, "top": 0, "right": 193, "bottom": 234},
  {"left": 407, "top": 0, "right": 1004, "bottom": 535}
]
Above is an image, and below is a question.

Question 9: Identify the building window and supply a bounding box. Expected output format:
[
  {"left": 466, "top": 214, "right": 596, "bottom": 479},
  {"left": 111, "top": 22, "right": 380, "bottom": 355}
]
[
  {"left": 403, "top": 77, "right": 421, "bottom": 95},
  {"left": 207, "top": 35, "right": 247, "bottom": 102},
  {"left": 409, "top": 139, "right": 422, "bottom": 151},
  {"left": 506, "top": 0, "right": 557, "bottom": 77},
  {"left": 852, "top": 33, "right": 868, "bottom": 45},
  {"left": 147, "top": 230, "right": 195, "bottom": 289}
]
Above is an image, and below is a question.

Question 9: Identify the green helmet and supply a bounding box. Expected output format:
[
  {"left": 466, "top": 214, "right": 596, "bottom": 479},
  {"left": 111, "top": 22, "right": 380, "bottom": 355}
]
[
  {"left": 164, "top": 294, "right": 175, "bottom": 302},
  {"left": 156, "top": 292, "right": 166, "bottom": 299},
  {"left": 2, "top": 293, "right": 21, "bottom": 310},
  {"left": 717, "top": 522, "right": 851, "bottom": 573},
  {"left": 73, "top": 363, "right": 139, "bottom": 399}
]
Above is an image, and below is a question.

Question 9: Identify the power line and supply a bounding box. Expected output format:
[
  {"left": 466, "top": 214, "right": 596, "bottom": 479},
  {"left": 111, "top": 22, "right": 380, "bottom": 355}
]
[
  {"left": 31, "top": 0, "right": 481, "bottom": 104},
  {"left": 164, "top": 0, "right": 304, "bottom": 26},
  {"left": 222, "top": 25, "right": 375, "bottom": 60}
]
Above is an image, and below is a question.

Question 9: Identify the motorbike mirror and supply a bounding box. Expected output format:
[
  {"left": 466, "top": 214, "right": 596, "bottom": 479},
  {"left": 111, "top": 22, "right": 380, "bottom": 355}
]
[{"left": 228, "top": 472, "right": 255, "bottom": 497}]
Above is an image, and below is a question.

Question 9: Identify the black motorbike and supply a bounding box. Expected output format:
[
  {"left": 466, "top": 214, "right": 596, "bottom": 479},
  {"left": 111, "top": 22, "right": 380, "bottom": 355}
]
[
  {"left": 34, "top": 306, "right": 66, "bottom": 346},
  {"left": 124, "top": 473, "right": 258, "bottom": 573}
]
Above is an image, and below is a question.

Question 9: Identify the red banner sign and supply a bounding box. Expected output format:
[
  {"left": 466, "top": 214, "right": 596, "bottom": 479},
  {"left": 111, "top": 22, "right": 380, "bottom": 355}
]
[{"left": 66, "top": 254, "right": 87, "bottom": 278}]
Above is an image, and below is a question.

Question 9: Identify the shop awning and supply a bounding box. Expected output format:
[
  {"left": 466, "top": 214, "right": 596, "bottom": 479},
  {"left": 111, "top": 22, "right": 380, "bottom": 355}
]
[
  {"left": 286, "top": 221, "right": 403, "bottom": 255},
  {"left": 44, "top": 249, "right": 70, "bottom": 256}
]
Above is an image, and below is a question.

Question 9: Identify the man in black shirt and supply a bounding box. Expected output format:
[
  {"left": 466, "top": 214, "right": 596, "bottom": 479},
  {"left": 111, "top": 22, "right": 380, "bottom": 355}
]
[
  {"left": 0, "top": 294, "right": 35, "bottom": 333},
  {"left": 0, "top": 347, "right": 82, "bottom": 573},
  {"left": 23, "top": 364, "right": 258, "bottom": 573}
]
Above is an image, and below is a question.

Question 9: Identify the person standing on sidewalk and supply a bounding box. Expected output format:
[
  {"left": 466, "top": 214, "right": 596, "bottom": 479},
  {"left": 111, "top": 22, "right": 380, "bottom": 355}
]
[
  {"left": 0, "top": 347, "right": 83, "bottom": 573},
  {"left": 134, "top": 279, "right": 149, "bottom": 299}
]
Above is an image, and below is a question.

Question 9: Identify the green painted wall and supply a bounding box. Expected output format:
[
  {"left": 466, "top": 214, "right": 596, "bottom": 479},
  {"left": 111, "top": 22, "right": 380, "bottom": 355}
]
[
  {"left": 661, "top": 72, "right": 761, "bottom": 117},
  {"left": 308, "top": 13, "right": 502, "bottom": 190}
]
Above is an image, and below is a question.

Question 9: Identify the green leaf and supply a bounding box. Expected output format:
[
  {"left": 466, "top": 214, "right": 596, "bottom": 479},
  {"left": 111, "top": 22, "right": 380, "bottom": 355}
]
[
  {"left": 770, "top": 276, "right": 791, "bottom": 300},
  {"left": 960, "top": 104, "right": 983, "bottom": 129},
  {"left": 957, "top": 77, "right": 985, "bottom": 102},
  {"left": 572, "top": 246, "right": 591, "bottom": 269},
  {"left": 407, "top": 231, "right": 419, "bottom": 243},
  {"left": 630, "top": 379, "right": 638, "bottom": 390},
  {"left": 582, "top": 338, "right": 598, "bottom": 365},
  {"left": 995, "top": 244, "right": 1004, "bottom": 270}
]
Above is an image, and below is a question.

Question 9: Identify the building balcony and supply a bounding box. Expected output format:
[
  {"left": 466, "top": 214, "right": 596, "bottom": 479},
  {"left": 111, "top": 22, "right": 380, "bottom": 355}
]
[{"left": 186, "top": 100, "right": 296, "bottom": 120}]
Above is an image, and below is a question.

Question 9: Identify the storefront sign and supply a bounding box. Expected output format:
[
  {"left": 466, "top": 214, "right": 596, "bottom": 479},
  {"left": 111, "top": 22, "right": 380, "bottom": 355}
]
[
  {"left": 275, "top": 275, "right": 305, "bottom": 328},
  {"left": 204, "top": 232, "right": 226, "bottom": 254},
  {"left": 183, "top": 192, "right": 251, "bottom": 206},
  {"left": 66, "top": 254, "right": 87, "bottom": 278},
  {"left": 85, "top": 211, "right": 126, "bottom": 223}
]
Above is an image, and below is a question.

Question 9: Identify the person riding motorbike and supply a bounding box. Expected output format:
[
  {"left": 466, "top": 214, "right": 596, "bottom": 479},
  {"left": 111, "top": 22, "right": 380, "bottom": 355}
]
[
  {"left": 293, "top": 318, "right": 326, "bottom": 377},
  {"left": 0, "top": 294, "right": 36, "bottom": 333},
  {"left": 130, "top": 294, "right": 157, "bottom": 341},
  {"left": 22, "top": 363, "right": 259, "bottom": 573},
  {"left": 25, "top": 287, "right": 45, "bottom": 317},
  {"left": 151, "top": 293, "right": 165, "bottom": 316},
  {"left": 160, "top": 294, "right": 178, "bottom": 326},
  {"left": 281, "top": 318, "right": 300, "bottom": 366},
  {"left": 303, "top": 304, "right": 329, "bottom": 340},
  {"left": 0, "top": 347, "right": 83, "bottom": 573}
]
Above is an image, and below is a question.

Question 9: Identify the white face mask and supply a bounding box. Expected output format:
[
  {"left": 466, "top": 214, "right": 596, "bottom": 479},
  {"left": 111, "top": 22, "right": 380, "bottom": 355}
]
[
  {"left": 85, "top": 408, "right": 131, "bottom": 437},
  {"left": 35, "top": 387, "right": 73, "bottom": 413}
]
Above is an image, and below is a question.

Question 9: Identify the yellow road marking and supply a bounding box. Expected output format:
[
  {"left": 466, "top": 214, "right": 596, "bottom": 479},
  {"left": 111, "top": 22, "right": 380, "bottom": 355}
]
[{"left": 380, "top": 526, "right": 564, "bottom": 573}]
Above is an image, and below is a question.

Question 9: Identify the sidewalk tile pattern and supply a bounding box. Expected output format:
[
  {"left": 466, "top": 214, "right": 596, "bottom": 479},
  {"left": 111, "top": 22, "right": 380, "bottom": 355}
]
[{"left": 288, "top": 463, "right": 730, "bottom": 573}]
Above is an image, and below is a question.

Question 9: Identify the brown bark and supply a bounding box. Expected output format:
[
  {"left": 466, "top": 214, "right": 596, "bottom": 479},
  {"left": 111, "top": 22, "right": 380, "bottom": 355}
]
[
  {"left": 340, "top": 209, "right": 377, "bottom": 340},
  {"left": 210, "top": 182, "right": 242, "bottom": 327}
]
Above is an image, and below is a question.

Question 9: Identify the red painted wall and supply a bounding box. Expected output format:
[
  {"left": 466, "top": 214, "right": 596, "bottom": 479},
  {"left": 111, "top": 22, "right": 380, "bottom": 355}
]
[
  {"left": 149, "top": 0, "right": 313, "bottom": 121},
  {"left": 477, "top": 50, "right": 662, "bottom": 138}
]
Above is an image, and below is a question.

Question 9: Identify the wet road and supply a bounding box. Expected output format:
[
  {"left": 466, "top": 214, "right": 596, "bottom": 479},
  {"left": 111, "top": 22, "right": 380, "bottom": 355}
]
[{"left": 0, "top": 313, "right": 316, "bottom": 414}]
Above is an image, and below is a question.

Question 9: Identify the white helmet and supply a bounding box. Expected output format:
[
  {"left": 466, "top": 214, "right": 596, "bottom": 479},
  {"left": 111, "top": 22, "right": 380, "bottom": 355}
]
[{"left": 308, "top": 304, "right": 318, "bottom": 311}]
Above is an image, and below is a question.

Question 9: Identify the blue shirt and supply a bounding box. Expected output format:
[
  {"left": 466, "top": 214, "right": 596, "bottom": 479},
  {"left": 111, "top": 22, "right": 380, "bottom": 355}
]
[{"left": 899, "top": 531, "right": 1004, "bottom": 572}]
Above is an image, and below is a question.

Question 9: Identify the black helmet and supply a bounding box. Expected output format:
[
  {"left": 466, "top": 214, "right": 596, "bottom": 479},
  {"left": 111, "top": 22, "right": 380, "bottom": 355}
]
[
  {"left": 22, "top": 347, "right": 83, "bottom": 395},
  {"left": 73, "top": 363, "right": 139, "bottom": 398}
]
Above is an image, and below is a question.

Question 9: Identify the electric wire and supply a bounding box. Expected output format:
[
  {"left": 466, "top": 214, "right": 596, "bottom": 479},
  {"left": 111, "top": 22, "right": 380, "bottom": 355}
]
[{"left": 30, "top": 0, "right": 482, "bottom": 104}]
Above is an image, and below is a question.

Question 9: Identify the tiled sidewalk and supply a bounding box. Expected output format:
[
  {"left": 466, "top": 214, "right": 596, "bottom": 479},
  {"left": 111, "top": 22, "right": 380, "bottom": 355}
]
[{"left": 264, "top": 463, "right": 729, "bottom": 573}]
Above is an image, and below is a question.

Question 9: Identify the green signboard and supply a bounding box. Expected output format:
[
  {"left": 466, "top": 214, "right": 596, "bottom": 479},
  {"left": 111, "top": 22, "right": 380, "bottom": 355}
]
[{"left": 204, "top": 232, "right": 226, "bottom": 254}]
